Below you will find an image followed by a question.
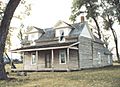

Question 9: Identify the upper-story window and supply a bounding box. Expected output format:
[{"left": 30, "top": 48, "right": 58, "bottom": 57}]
[{"left": 59, "top": 30, "right": 65, "bottom": 42}]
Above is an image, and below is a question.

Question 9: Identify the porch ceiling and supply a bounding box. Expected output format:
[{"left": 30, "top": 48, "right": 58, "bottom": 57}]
[{"left": 11, "top": 42, "right": 79, "bottom": 52}]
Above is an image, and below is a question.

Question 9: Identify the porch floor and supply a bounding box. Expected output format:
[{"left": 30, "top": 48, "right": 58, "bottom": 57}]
[{"left": 11, "top": 68, "right": 81, "bottom": 72}]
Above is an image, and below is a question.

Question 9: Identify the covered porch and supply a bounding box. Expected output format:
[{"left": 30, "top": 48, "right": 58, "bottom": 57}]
[{"left": 11, "top": 42, "right": 80, "bottom": 72}]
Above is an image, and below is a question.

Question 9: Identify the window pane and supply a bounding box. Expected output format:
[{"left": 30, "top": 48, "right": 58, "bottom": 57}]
[
  {"left": 98, "top": 52, "right": 101, "bottom": 64},
  {"left": 32, "top": 53, "right": 36, "bottom": 64},
  {"left": 59, "top": 30, "right": 65, "bottom": 42},
  {"left": 61, "top": 54, "right": 65, "bottom": 63},
  {"left": 108, "top": 55, "right": 111, "bottom": 64},
  {"left": 59, "top": 50, "right": 66, "bottom": 64}
]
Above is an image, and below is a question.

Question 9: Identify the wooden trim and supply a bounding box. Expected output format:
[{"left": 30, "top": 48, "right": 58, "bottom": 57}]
[
  {"left": 69, "top": 47, "right": 78, "bottom": 50},
  {"left": 36, "top": 51, "right": 38, "bottom": 70},
  {"left": 35, "top": 36, "right": 77, "bottom": 43},
  {"left": 78, "top": 37, "right": 81, "bottom": 69},
  {"left": 92, "top": 40, "right": 104, "bottom": 44},
  {"left": 35, "top": 38, "right": 58, "bottom": 43},
  {"left": 69, "top": 42, "right": 80, "bottom": 47},
  {"left": 23, "top": 52, "right": 25, "bottom": 70},
  {"left": 54, "top": 26, "right": 70, "bottom": 30},
  {"left": 67, "top": 48, "right": 69, "bottom": 69},
  {"left": 25, "top": 31, "right": 39, "bottom": 34},
  {"left": 51, "top": 49, "right": 54, "bottom": 68},
  {"left": 59, "top": 50, "right": 67, "bottom": 64},
  {"left": 85, "top": 22, "right": 95, "bottom": 40},
  {"left": 31, "top": 52, "right": 36, "bottom": 65},
  {"left": 12, "top": 46, "right": 69, "bottom": 52},
  {"left": 12, "top": 42, "right": 80, "bottom": 53},
  {"left": 77, "top": 49, "right": 80, "bottom": 69}
]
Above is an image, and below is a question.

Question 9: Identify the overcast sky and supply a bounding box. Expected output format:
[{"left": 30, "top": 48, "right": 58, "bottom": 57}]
[
  {"left": 18, "top": 0, "right": 72, "bottom": 28},
  {"left": 10, "top": 0, "right": 72, "bottom": 49}
]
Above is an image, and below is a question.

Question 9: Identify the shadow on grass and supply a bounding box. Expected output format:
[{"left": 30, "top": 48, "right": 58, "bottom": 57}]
[
  {"left": 6, "top": 77, "right": 17, "bottom": 82},
  {"left": 102, "top": 65, "right": 120, "bottom": 70},
  {"left": 81, "top": 64, "right": 120, "bottom": 71}
]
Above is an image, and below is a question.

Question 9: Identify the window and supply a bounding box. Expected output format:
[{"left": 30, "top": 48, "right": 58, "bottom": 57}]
[
  {"left": 31, "top": 52, "right": 36, "bottom": 65},
  {"left": 59, "top": 30, "right": 65, "bottom": 42},
  {"left": 59, "top": 50, "right": 66, "bottom": 64},
  {"left": 108, "top": 55, "right": 111, "bottom": 64},
  {"left": 98, "top": 52, "right": 101, "bottom": 64},
  {"left": 28, "top": 33, "right": 38, "bottom": 41}
]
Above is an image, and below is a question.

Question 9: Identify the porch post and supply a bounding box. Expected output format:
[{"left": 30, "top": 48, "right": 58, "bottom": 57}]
[
  {"left": 36, "top": 51, "right": 38, "bottom": 70},
  {"left": 67, "top": 48, "right": 70, "bottom": 70},
  {"left": 51, "top": 49, "right": 54, "bottom": 69},
  {"left": 23, "top": 52, "right": 25, "bottom": 70}
]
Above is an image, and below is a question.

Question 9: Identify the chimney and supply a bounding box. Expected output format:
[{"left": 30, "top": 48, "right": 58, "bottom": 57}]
[{"left": 81, "top": 16, "right": 85, "bottom": 22}]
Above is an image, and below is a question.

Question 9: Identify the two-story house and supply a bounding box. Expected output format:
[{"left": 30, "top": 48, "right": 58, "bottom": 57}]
[{"left": 12, "top": 19, "right": 113, "bottom": 71}]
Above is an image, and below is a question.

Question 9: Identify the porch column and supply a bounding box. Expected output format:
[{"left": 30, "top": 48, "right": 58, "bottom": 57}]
[
  {"left": 36, "top": 51, "right": 38, "bottom": 70},
  {"left": 67, "top": 48, "right": 70, "bottom": 70},
  {"left": 22, "top": 52, "right": 25, "bottom": 70},
  {"left": 51, "top": 49, "right": 54, "bottom": 69}
]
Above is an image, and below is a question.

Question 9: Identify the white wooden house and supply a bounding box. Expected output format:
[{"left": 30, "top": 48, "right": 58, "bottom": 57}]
[{"left": 12, "top": 20, "right": 113, "bottom": 71}]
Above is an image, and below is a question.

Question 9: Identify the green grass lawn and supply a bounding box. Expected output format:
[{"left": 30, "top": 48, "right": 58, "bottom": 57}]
[{"left": 0, "top": 64, "right": 120, "bottom": 87}]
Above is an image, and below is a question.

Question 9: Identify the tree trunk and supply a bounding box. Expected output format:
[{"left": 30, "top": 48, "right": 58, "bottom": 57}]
[
  {"left": 110, "top": 27, "right": 120, "bottom": 62},
  {"left": 92, "top": 17, "right": 101, "bottom": 39},
  {"left": 0, "top": 63, "right": 7, "bottom": 80},
  {"left": 5, "top": 53, "right": 16, "bottom": 69},
  {"left": 108, "top": 17, "right": 120, "bottom": 62},
  {"left": 0, "top": 0, "right": 21, "bottom": 80},
  {"left": 88, "top": 2, "right": 101, "bottom": 39}
]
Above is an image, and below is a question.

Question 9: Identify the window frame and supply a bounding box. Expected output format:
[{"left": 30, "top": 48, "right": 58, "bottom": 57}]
[
  {"left": 59, "top": 30, "right": 65, "bottom": 42},
  {"left": 59, "top": 50, "right": 66, "bottom": 64},
  {"left": 98, "top": 52, "right": 101, "bottom": 64},
  {"left": 107, "top": 55, "right": 111, "bottom": 64},
  {"left": 31, "top": 52, "right": 36, "bottom": 65}
]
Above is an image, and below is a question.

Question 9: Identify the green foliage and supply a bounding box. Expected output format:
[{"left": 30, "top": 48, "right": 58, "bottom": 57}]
[
  {"left": 15, "top": 0, "right": 31, "bottom": 43},
  {"left": 101, "top": 0, "right": 120, "bottom": 24},
  {"left": 0, "top": 0, "right": 31, "bottom": 51},
  {"left": 14, "top": 0, "right": 31, "bottom": 20},
  {"left": 70, "top": 0, "right": 99, "bottom": 22},
  {"left": 70, "top": 0, "right": 102, "bottom": 39},
  {"left": 5, "top": 27, "right": 13, "bottom": 52},
  {"left": 17, "top": 28, "right": 23, "bottom": 42},
  {"left": 70, "top": 0, "right": 120, "bottom": 61},
  {"left": 0, "top": 1, "right": 5, "bottom": 20}
]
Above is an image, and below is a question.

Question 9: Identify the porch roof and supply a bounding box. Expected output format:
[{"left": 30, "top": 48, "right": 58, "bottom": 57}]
[{"left": 11, "top": 42, "right": 79, "bottom": 52}]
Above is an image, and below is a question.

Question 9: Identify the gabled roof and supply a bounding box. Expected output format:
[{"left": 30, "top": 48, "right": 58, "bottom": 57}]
[
  {"left": 69, "top": 22, "right": 85, "bottom": 37},
  {"left": 93, "top": 35, "right": 104, "bottom": 44},
  {"left": 34, "top": 26, "right": 45, "bottom": 34},
  {"left": 12, "top": 21, "right": 108, "bottom": 52},
  {"left": 25, "top": 26, "right": 44, "bottom": 34},
  {"left": 38, "top": 28, "right": 55, "bottom": 41},
  {"left": 37, "top": 22, "right": 85, "bottom": 41}
]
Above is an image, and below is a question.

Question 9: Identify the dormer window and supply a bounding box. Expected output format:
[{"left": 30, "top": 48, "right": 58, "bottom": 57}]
[{"left": 59, "top": 30, "right": 65, "bottom": 42}]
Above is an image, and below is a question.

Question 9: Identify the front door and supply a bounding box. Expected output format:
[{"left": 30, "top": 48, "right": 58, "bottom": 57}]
[{"left": 45, "top": 54, "right": 51, "bottom": 68}]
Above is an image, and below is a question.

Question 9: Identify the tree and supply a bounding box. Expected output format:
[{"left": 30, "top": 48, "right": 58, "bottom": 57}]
[
  {"left": 100, "top": 0, "right": 120, "bottom": 62},
  {"left": 70, "top": 0, "right": 102, "bottom": 39},
  {"left": 0, "top": 2, "right": 15, "bottom": 52},
  {"left": 0, "top": 0, "right": 21, "bottom": 80},
  {"left": 70, "top": 0, "right": 120, "bottom": 62}
]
